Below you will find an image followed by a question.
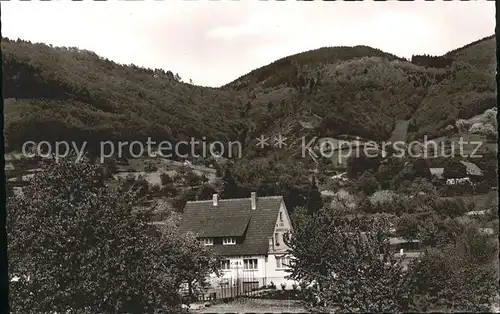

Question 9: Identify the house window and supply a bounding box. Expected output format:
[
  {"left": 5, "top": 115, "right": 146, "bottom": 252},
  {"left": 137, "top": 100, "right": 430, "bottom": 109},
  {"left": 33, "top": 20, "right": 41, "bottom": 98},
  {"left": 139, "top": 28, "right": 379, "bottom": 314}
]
[
  {"left": 279, "top": 212, "right": 283, "bottom": 222},
  {"left": 221, "top": 260, "right": 231, "bottom": 270},
  {"left": 243, "top": 259, "right": 258, "bottom": 270},
  {"left": 276, "top": 256, "right": 290, "bottom": 269},
  {"left": 275, "top": 233, "right": 280, "bottom": 246},
  {"left": 201, "top": 238, "right": 213, "bottom": 246},
  {"left": 223, "top": 237, "right": 236, "bottom": 245}
]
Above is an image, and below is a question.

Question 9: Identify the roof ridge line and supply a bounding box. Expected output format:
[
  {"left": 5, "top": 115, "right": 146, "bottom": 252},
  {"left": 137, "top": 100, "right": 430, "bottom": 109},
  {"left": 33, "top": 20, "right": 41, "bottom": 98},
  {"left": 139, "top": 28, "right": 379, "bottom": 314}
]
[{"left": 186, "top": 195, "right": 283, "bottom": 204}]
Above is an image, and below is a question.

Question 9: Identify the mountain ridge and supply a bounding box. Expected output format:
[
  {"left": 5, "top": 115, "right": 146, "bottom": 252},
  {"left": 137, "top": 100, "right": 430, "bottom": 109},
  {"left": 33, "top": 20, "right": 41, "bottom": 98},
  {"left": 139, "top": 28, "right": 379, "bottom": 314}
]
[{"left": 2, "top": 35, "right": 496, "bottom": 156}]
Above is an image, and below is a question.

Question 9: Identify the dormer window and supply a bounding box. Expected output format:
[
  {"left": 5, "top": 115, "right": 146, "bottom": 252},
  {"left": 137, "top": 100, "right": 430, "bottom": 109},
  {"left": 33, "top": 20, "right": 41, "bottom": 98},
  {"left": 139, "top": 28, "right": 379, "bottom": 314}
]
[
  {"left": 223, "top": 237, "right": 236, "bottom": 245},
  {"left": 201, "top": 238, "right": 213, "bottom": 246}
]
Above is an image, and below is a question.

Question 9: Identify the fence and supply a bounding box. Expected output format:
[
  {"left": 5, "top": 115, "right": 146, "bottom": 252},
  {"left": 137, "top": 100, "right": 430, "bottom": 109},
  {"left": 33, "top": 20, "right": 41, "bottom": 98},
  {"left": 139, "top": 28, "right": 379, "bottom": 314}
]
[{"left": 194, "top": 275, "right": 296, "bottom": 302}]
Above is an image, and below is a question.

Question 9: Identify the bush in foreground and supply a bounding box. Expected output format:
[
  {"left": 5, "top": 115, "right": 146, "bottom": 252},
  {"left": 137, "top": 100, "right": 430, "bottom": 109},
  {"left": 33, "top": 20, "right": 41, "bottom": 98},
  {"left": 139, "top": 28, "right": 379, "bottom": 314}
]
[{"left": 7, "top": 154, "right": 219, "bottom": 314}]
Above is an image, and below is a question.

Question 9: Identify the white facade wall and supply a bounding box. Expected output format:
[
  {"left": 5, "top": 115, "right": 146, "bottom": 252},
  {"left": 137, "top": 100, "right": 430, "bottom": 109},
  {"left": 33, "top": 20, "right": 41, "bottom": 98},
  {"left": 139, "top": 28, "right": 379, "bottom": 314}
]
[
  {"left": 265, "top": 253, "right": 297, "bottom": 289},
  {"left": 207, "top": 254, "right": 297, "bottom": 289}
]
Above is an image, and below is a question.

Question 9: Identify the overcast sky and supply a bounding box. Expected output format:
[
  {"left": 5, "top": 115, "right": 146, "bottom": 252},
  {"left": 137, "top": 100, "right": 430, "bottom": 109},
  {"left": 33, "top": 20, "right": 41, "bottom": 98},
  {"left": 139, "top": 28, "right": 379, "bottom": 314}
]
[{"left": 1, "top": 1, "right": 495, "bottom": 87}]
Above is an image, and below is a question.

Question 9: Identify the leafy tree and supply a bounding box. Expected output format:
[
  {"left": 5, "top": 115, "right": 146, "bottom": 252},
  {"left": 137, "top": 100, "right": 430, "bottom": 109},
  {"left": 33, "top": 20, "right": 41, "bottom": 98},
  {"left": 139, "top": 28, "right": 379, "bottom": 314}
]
[
  {"left": 143, "top": 161, "right": 158, "bottom": 173},
  {"left": 397, "top": 177, "right": 437, "bottom": 198},
  {"left": 118, "top": 174, "right": 150, "bottom": 199},
  {"left": 328, "top": 189, "right": 357, "bottom": 215},
  {"left": 163, "top": 227, "right": 221, "bottom": 302},
  {"left": 390, "top": 159, "right": 431, "bottom": 189},
  {"left": 286, "top": 211, "right": 411, "bottom": 312},
  {"left": 356, "top": 171, "right": 379, "bottom": 195},
  {"left": 455, "top": 118, "right": 471, "bottom": 133},
  {"left": 160, "top": 183, "right": 178, "bottom": 198},
  {"left": 177, "top": 166, "right": 187, "bottom": 176},
  {"left": 369, "top": 190, "right": 397, "bottom": 207},
  {"left": 160, "top": 172, "right": 173, "bottom": 186},
  {"left": 417, "top": 215, "right": 465, "bottom": 248},
  {"left": 172, "top": 196, "right": 187, "bottom": 213},
  {"left": 416, "top": 214, "right": 441, "bottom": 247},
  {"left": 196, "top": 184, "right": 217, "bottom": 201},
  {"left": 103, "top": 157, "right": 117, "bottom": 176},
  {"left": 7, "top": 183, "right": 15, "bottom": 198},
  {"left": 346, "top": 155, "right": 379, "bottom": 179},
  {"left": 396, "top": 214, "right": 419, "bottom": 242},
  {"left": 306, "top": 177, "right": 323, "bottom": 215},
  {"left": 411, "top": 158, "right": 431, "bottom": 180},
  {"left": 149, "top": 183, "right": 161, "bottom": 195},
  {"left": 220, "top": 167, "right": 241, "bottom": 199},
  {"left": 469, "top": 122, "right": 497, "bottom": 137},
  {"left": 171, "top": 189, "right": 197, "bottom": 213},
  {"left": 374, "top": 164, "right": 396, "bottom": 189},
  {"left": 407, "top": 224, "right": 498, "bottom": 312},
  {"left": 184, "top": 171, "right": 203, "bottom": 187},
  {"left": 7, "top": 154, "right": 218, "bottom": 314},
  {"left": 433, "top": 198, "right": 468, "bottom": 218}
]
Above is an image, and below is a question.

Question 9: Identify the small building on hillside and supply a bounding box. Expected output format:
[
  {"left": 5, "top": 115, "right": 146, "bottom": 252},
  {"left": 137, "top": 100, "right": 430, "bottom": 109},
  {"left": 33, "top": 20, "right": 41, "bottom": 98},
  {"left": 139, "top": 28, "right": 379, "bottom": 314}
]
[
  {"left": 460, "top": 161, "right": 483, "bottom": 178},
  {"left": 389, "top": 237, "right": 421, "bottom": 253},
  {"left": 5, "top": 162, "right": 15, "bottom": 171},
  {"left": 443, "top": 160, "right": 484, "bottom": 185},
  {"left": 430, "top": 167, "right": 444, "bottom": 180},
  {"left": 178, "top": 193, "right": 296, "bottom": 291},
  {"left": 445, "top": 161, "right": 483, "bottom": 185},
  {"left": 478, "top": 228, "right": 495, "bottom": 235}
]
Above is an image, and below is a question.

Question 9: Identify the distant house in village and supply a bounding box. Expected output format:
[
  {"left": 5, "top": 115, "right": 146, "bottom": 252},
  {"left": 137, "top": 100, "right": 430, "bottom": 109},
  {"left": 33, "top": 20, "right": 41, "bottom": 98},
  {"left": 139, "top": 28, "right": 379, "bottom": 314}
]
[
  {"left": 430, "top": 167, "right": 444, "bottom": 180},
  {"left": 178, "top": 193, "right": 296, "bottom": 291},
  {"left": 460, "top": 161, "right": 483, "bottom": 177},
  {"left": 478, "top": 227, "right": 495, "bottom": 235},
  {"left": 5, "top": 162, "right": 15, "bottom": 171},
  {"left": 389, "top": 237, "right": 421, "bottom": 253},
  {"left": 445, "top": 161, "right": 483, "bottom": 185}
]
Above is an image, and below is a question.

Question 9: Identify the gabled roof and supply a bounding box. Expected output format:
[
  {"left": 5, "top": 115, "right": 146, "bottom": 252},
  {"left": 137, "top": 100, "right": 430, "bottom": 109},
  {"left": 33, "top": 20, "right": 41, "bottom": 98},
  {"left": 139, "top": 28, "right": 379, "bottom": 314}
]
[
  {"left": 459, "top": 161, "right": 483, "bottom": 176},
  {"left": 430, "top": 167, "right": 444, "bottom": 179},
  {"left": 190, "top": 216, "right": 251, "bottom": 237},
  {"left": 178, "top": 196, "right": 284, "bottom": 256}
]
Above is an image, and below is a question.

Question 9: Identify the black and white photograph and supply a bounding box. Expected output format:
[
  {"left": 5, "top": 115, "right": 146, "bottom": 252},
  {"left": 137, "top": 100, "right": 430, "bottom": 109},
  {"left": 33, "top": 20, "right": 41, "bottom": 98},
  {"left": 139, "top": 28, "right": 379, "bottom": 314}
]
[{"left": 0, "top": 1, "right": 498, "bottom": 313}]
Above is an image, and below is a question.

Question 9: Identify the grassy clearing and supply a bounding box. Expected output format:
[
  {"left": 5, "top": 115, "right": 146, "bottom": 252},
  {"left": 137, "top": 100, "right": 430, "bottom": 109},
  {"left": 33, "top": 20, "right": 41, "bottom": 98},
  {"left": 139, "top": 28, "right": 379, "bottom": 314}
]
[{"left": 389, "top": 120, "right": 410, "bottom": 143}]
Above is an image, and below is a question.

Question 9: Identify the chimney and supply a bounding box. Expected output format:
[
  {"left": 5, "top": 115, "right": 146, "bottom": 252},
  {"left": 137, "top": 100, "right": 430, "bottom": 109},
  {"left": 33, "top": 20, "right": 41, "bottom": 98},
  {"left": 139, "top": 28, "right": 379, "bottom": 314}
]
[
  {"left": 213, "top": 193, "right": 219, "bottom": 206},
  {"left": 251, "top": 192, "right": 257, "bottom": 210}
]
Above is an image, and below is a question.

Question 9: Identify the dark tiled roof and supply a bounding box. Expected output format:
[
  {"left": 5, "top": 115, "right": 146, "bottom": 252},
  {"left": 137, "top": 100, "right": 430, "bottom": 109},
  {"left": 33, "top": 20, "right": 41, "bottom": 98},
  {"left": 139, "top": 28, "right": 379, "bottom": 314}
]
[
  {"left": 178, "top": 196, "right": 283, "bottom": 256},
  {"left": 190, "top": 216, "right": 251, "bottom": 237}
]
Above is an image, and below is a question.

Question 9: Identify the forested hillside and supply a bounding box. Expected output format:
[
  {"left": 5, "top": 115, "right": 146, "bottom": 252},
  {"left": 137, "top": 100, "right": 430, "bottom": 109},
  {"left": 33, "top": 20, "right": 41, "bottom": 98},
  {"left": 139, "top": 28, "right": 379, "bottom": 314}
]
[
  {"left": 2, "top": 38, "right": 244, "bottom": 152},
  {"left": 2, "top": 35, "right": 496, "bottom": 153},
  {"left": 225, "top": 35, "right": 496, "bottom": 143}
]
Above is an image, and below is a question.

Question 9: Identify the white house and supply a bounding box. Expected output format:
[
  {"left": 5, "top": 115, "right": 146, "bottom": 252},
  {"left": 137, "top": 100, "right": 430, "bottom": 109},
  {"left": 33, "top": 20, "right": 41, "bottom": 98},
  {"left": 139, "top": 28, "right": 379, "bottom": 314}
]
[{"left": 178, "top": 193, "right": 297, "bottom": 291}]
